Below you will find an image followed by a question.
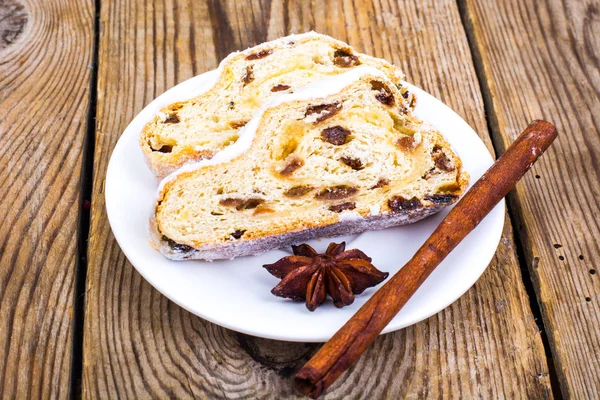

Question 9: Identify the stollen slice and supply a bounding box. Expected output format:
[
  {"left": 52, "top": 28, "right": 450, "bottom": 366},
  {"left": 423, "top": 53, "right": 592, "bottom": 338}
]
[
  {"left": 151, "top": 68, "right": 468, "bottom": 260},
  {"left": 141, "top": 32, "right": 414, "bottom": 178}
]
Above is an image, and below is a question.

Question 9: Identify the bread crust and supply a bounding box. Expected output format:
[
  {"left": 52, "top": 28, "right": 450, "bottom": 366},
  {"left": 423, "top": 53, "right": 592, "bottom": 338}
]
[{"left": 152, "top": 204, "right": 445, "bottom": 260}]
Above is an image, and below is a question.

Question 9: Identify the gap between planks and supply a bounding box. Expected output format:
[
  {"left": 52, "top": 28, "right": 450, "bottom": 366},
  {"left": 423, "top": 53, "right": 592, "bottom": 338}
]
[
  {"left": 455, "top": 0, "right": 561, "bottom": 398},
  {"left": 69, "top": 0, "right": 101, "bottom": 398}
]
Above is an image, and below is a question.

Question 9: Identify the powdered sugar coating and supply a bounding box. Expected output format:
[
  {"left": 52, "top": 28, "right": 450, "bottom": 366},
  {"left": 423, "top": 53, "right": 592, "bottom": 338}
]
[{"left": 157, "top": 206, "right": 444, "bottom": 260}]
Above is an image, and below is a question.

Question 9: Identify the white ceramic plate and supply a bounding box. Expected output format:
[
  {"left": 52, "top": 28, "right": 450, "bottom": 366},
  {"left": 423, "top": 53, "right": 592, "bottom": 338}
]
[{"left": 105, "top": 70, "right": 504, "bottom": 342}]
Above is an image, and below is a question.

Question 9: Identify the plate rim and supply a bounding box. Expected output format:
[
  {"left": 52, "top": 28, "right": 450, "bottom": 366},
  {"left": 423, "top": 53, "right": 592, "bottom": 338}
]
[{"left": 105, "top": 69, "right": 504, "bottom": 342}]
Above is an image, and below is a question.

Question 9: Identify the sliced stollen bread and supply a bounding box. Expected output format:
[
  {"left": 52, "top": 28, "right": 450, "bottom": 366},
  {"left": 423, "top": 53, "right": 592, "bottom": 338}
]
[
  {"left": 152, "top": 68, "right": 469, "bottom": 260},
  {"left": 141, "top": 32, "right": 415, "bottom": 179}
]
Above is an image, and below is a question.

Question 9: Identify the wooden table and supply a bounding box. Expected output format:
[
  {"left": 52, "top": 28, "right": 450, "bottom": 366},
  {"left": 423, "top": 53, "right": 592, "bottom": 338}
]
[{"left": 1, "top": 0, "right": 598, "bottom": 398}]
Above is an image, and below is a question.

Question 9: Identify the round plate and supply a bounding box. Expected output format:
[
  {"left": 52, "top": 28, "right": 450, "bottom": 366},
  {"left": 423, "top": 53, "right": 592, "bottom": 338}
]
[{"left": 105, "top": 70, "right": 504, "bottom": 342}]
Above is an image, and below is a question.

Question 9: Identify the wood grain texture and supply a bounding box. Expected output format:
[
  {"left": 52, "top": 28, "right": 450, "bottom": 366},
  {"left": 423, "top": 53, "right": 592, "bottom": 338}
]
[
  {"left": 462, "top": 0, "right": 600, "bottom": 397},
  {"left": 0, "top": 0, "right": 93, "bottom": 397},
  {"left": 83, "top": 0, "right": 552, "bottom": 397}
]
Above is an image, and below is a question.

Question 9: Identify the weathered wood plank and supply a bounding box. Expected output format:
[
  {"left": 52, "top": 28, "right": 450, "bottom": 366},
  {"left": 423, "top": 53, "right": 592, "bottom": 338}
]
[
  {"left": 462, "top": 0, "right": 600, "bottom": 397},
  {"left": 0, "top": 0, "right": 94, "bottom": 397},
  {"left": 83, "top": 0, "right": 552, "bottom": 397}
]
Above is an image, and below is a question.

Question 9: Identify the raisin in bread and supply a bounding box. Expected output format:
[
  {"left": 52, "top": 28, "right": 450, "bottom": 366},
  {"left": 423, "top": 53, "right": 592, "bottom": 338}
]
[
  {"left": 152, "top": 68, "right": 468, "bottom": 260},
  {"left": 141, "top": 32, "right": 415, "bottom": 179}
]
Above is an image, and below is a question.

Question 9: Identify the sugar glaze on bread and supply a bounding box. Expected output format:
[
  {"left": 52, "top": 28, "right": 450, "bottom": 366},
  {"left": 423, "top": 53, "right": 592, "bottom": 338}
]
[
  {"left": 141, "top": 32, "right": 414, "bottom": 179},
  {"left": 152, "top": 68, "right": 468, "bottom": 260}
]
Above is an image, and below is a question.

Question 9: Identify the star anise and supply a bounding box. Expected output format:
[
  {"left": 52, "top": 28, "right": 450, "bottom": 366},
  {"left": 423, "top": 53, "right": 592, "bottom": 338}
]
[{"left": 263, "top": 242, "right": 389, "bottom": 311}]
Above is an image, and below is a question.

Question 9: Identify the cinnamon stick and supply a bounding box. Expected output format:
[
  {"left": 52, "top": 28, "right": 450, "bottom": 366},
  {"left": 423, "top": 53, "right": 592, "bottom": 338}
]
[{"left": 295, "top": 120, "right": 557, "bottom": 398}]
